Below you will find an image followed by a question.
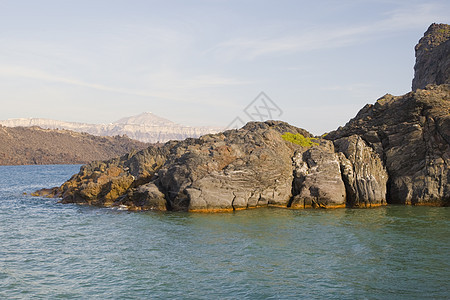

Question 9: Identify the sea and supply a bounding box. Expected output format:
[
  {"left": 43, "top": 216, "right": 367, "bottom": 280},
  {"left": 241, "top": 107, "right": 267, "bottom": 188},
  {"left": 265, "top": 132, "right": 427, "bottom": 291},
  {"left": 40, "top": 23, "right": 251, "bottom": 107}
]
[{"left": 0, "top": 164, "right": 449, "bottom": 299}]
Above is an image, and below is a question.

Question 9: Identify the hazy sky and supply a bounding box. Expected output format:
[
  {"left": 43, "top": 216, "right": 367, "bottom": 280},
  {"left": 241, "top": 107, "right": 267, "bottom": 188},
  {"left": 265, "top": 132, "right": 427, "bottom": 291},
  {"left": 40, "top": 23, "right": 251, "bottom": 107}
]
[{"left": 0, "top": 0, "right": 449, "bottom": 134}]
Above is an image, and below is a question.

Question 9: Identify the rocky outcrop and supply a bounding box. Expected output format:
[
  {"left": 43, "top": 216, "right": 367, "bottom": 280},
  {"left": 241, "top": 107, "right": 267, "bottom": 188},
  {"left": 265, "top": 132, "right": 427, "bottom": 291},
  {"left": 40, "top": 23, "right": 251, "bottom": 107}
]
[
  {"left": 412, "top": 23, "right": 450, "bottom": 90},
  {"left": 0, "top": 125, "right": 149, "bottom": 165},
  {"left": 37, "top": 121, "right": 389, "bottom": 211},
  {"left": 52, "top": 146, "right": 171, "bottom": 207},
  {"left": 326, "top": 85, "right": 449, "bottom": 206},
  {"left": 44, "top": 122, "right": 304, "bottom": 211}
]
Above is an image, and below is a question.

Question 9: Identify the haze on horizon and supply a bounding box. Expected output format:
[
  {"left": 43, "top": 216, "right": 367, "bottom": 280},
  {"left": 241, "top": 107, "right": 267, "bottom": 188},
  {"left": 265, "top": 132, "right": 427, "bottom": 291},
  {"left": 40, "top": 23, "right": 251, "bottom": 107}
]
[{"left": 0, "top": 0, "right": 449, "bottom": 135}]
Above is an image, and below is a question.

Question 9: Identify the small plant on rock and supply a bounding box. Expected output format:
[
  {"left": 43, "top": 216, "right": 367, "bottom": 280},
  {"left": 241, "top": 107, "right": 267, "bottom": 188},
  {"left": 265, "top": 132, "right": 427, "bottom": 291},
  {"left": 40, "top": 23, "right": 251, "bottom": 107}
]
[{"left": 281, "top": 132, "right": 319, "bottom": 147}]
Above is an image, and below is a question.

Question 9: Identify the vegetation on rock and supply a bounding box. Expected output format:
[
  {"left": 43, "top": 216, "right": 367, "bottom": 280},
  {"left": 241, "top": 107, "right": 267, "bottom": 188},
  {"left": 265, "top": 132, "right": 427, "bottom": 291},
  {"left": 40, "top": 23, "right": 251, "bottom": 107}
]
[{"left": 281, "top": 132, "right": 319, "bottom": 147}]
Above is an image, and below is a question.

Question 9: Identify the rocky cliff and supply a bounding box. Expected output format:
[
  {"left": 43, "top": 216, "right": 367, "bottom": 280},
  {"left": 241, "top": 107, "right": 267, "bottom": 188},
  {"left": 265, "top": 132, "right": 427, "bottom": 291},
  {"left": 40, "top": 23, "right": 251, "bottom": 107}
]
[
  {"left": 326, "top": 85, "right": 449, "bottom": 206},
  {"left": 412, "top": 23, "right": 450, "bottom": 90},
  {"left": 0, "top": 126, "right": 149, "bottom": 165}
]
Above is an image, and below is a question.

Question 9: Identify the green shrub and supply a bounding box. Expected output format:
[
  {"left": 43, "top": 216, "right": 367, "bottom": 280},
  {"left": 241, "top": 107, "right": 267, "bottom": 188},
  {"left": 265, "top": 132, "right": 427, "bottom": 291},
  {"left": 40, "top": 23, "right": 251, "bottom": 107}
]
[{"left": 281, "top": 132, "right": 319, "bottom": 147}]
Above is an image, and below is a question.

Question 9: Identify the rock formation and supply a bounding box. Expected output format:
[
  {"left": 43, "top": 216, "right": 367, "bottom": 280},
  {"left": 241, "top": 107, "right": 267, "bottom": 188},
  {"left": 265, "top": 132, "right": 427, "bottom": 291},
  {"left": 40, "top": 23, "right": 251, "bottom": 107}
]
[
  {"left": 325, "top": 23, "right": 450, "bottom": 206},
  {"left": 326, "top": 85, "right": 449, "bottom": 206},
  {"left": 35, "top": 121, "right": 388, "bottom": 211},
  {"left": 412, "top": 23, "right": 450, "bottom": 90}
]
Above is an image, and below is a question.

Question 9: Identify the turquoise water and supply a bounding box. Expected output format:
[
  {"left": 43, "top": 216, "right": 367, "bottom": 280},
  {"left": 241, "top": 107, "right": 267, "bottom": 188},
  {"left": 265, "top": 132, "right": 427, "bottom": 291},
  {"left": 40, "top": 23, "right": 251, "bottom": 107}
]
[{"left": 0, "top": 165, "right": 449, "bottom": 299}]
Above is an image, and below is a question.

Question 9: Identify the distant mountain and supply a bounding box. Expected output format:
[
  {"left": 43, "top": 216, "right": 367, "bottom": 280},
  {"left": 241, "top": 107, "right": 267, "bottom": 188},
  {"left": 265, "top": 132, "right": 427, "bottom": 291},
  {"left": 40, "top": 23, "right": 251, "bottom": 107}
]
[
  {"left": 0, "top": 125, "right": 150, "bottom": 165},
  {"left": 0, "top": 112, "right": 222, "bottom": 143}
]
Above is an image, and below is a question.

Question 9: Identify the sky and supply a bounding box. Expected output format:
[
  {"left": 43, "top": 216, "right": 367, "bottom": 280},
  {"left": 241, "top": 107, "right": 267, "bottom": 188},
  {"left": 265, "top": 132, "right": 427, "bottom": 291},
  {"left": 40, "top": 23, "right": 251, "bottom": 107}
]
[{"left": 0, "top": 0, "right": 449, "bottom": 135}]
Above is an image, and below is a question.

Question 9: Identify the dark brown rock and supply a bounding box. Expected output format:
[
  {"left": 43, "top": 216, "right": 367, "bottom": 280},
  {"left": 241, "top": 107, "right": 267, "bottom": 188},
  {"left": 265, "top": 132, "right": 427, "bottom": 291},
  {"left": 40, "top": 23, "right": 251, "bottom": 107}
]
[
  {"left": 31, "top": 188, "right": 59, "bottom": 198},
  {"left": 115, "top": 182, "right": 167, "bottom": 211},
  {"left": 57, "top": 146, "right": 170, "bottom": 206}
]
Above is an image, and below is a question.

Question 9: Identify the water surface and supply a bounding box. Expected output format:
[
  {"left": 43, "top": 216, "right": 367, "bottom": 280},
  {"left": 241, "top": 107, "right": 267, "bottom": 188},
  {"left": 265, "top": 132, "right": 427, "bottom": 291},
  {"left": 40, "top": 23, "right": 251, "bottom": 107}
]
[{"left": 0, "top": 165, "right": 449, "bottom": 299}]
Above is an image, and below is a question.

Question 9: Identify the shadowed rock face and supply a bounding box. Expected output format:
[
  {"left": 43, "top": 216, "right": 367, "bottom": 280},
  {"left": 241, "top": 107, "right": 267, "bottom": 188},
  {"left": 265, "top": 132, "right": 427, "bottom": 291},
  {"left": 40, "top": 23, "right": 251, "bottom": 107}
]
[
  {"left": 36, "top": 121, "right": 388, "bottom": 211},
  {"left": 412, "top": 23, "right": 450, "bottom": 90},
  {"left": 326, "top": 85, "right": 450, "bottom": 206}
]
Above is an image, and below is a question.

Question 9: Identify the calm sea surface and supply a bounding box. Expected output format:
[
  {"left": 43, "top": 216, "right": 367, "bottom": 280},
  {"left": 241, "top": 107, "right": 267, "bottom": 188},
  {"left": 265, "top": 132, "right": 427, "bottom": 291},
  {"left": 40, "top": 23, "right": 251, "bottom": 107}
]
[{"left": 0, "top": 165, "right": 449, "bottom": 299}]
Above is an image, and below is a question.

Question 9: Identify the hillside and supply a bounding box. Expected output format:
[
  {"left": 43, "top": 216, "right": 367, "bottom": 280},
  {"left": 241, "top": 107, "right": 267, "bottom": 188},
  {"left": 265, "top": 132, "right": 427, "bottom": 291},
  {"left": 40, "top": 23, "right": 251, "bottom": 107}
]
[{"left": 0, "top": 126, "right": 150, "bottom": 165}]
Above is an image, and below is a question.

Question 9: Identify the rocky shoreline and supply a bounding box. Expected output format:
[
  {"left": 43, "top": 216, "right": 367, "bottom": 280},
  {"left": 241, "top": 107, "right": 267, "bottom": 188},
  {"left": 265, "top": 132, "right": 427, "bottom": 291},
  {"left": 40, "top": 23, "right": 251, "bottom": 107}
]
[{"left": 34, "top": 23, "right": 450, "bottom": 211}]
